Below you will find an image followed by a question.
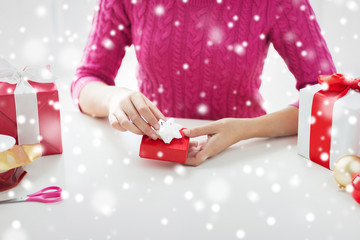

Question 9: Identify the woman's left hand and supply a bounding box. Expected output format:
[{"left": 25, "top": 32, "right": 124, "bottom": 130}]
[{"left": 182, "top": 118, "right": 254, "bottom": 166}]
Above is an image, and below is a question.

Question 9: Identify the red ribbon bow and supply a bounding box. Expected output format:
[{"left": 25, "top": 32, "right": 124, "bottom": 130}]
[
  {"left": 309, "top": 73, "right": 360, "bottom": 169},
  {"left": 318, "top": 74, "right": 360, "bottom": 92}
]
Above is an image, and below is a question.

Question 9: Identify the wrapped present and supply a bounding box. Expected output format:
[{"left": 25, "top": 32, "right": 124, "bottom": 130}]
[
  {"left": 0, "top": 168, "right": 27, "bottom": 192},
  {"left": 139, "top": 118, "right": 190, "bottom": 164},
  {"left": 298, "top": 73, "right": 360, "bottom": 170},
  {"left": 0, "top": 59, "right": 62, "bottom": 156},
  {"left": 0, "top": 134, "right": 41, "bottom": 192}
]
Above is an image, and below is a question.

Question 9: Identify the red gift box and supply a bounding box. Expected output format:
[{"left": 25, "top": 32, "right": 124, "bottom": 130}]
[
  {"left": 0, "top": 168, "right": 27, "bottom": 192},
  {"left": 298, "top": 74, "right": 360, "bottom": 170},
  {"left": 0, "top": 64, "right": 62, "bottom": 156},
  {"left": 139, "top": 128, "right": 189, "bottom": 164}
]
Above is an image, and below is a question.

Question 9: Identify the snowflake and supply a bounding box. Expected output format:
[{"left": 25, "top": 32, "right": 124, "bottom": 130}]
[
  {"left": 211, "top": 204, "right": 220, "bottom": 213},
  {"left": 102, "top": 38, "right": 114, "bottom": 49},
  {"left": 266, "top": 216, "right": 276, "bottom": 226},
  {"left": 320, "top": 152, "right": 329, "bottom": 161},
  {"left": 305, "top": 212, "right": 315, "bottom": 222},
  {"left": 157, "top": 151, "right": 164, "bottom": 157},
  {"left": 340, "top": 17, "right": 347, "bottom": 24},
  {"left": 193, "top": 200, "right": 205, "bottom": 211},
  {"left": 63, "top": 3, "right": 69, "bottom": 10},
  {"left": 255, "top": 167, "right": 264, "bottom": 176},
  {"left": 12, "top": 220, "right": 21, "bottom": 229},
  {"left": 234, "top": 44, "right": 245, "bottom": 55},
  {"left": 9, "top": 53, "right": 16, "bottom": 59},
  {"left": 154, "top": 5, "right": 165, "bottom": 16},
  {"left": 122, "top": 182, "right": 130, "bottom": 190},
  {"left": 197, "top": 104, "right": 208, "bottom": 115},
  {"left": 118, "top": 24, "right": 124, "bottom": 31},
  {"left": 206, "top": 223, "right": 213, "bottom": 230},
  {"left": 347, "top": 1, "right": 359, "bottom": 11},
  {"left": 243, "top": 164, "right": 252, "bottom": 174},
  {"left": 227, "top": 22, "right": 234, "bottom": 28},
  {"left": 174, "top": 164, "right": 186, "bottom": 175},
  {"left": 348, "top": 116, "right": 357, "bottom": 125},
  {"left": 208, "top": 26, "right": 223, "bottom": 44},
  {"left": 36, "top": 5, "right": 47, "bottom": 17},
  {"left": 17, "top": 115, "right": 26, "bottom": 124},
  {"left": 271, "top": 183, "right": 281, "bottom": 193},
  {"left": 77, "top": 164, "right": 87, "bottom": 173},
  {"left": 161, "top": 218, "right": 168, "bottom": 226},
  {"left": 253, "top": 15, "right": 260, "bottom": 21},
  {"left": 75, "top": 193, "right": 84, "bottom": 203},
  {"left": 247, "top": 190, "right": 259, "bottom": 202},
  {"left": 184, "top": 191, "right": 194, "bottom": 200},
  {"left": 236, "top": 229, "right": 246, "bottom": 239},
  {"left": 289, "top": 174, "right": 301, "bottom": 187},
  {"left": 296, "top": 41, "right": 302, "bottom": 47},
  {"left": 164, "top": 175, "right": 173, "bottom": 184},
  {"left": 183, "top": 63, "right": 189, "bottom": 70}
]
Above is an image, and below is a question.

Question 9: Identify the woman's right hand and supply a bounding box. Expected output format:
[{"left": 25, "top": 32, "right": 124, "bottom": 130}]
[{"left": 108, "top": 88, "right": 166, "bottom": 140}]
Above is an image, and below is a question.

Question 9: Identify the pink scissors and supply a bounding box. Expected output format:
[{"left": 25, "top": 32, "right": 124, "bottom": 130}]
[{"left": 0, "top": 186, "right": 62, "bottom": 204}]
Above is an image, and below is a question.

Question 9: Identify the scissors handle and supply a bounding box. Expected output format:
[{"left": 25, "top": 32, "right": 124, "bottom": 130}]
[{"left": 26, "top": 186, "right": 62, "bottom": 203}]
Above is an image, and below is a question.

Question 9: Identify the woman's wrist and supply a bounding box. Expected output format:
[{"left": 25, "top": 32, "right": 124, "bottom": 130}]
[{"left": 248, "top": 106, "right": 299, "bottom": 139}]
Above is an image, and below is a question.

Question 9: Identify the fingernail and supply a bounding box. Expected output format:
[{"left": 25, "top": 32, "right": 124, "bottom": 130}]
[
  {"left": 151, "top": 133, "right": 158, "bottom": 140},
  {"left": 154, "top": 123, "right": 160, "bottom": 130},
  {"left": 183, "top": 129, "right": 190, "bottom": 135}
]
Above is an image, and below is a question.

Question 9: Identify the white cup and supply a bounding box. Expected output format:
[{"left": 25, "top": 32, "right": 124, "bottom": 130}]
[{"left": 0, "top": 134, "right": 16, "bottom": 152}]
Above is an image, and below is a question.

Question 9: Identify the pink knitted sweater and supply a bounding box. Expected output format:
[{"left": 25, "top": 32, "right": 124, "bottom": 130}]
[{"left": 71, "top": 0, "right": 335, "bottom": 120}]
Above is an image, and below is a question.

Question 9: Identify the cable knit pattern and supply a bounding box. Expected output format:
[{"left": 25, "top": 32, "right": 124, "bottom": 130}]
[{"left": 71, "top": 0, "right": 336, "bottom": 120}]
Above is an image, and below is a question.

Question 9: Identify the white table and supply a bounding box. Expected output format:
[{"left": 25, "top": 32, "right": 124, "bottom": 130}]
[{"left": 1, "top": 111, "right": 359, "bottom": 240}]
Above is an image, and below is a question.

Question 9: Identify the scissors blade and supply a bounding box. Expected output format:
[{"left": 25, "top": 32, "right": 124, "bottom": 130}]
[{"left": 0, "top": 197, "right": 27, "bottom": 204}]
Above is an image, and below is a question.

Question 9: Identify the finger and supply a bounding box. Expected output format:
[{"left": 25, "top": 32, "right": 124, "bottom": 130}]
[
  {"left": 143, "top": 96, "right": 166, "bottom": 120},
  {"left": 131, "top": 94, "right": 161, "bottom": 130},
  {"left": 182, "top": 123, "right": 218, "bottom": 138},
  {"left": 113, "top": 110, "right": 142, "bottom": 135},
  {"left": 185, "top": 151, "right": 208, "bottom": 167},
  {"left": 123, "top": 101, "right": 158, "bottom": 140},
  {"left": 188, "top": 141, "right": 199, "bottom": 149},
  {"left": 108, "top": 114, "right": 126, "bottom": 132}
]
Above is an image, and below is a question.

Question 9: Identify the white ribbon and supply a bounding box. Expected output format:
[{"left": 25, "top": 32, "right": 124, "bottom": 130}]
[
  {"left": 0, "top": 58, "right": 56, "bottom": 145},
  {"left": 156, "top": 118, "right": 183, "bottom": 144}
]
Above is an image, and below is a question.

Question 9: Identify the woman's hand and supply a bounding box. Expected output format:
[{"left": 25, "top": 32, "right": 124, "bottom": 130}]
[
  {"left": 182, "top": 106, "right": 299, "bottom": 166},
  {"left": 183, "top": 118, "right": 254, "bottom": 166},
  {"left": 108, "top": 88, "right": 166, "bottom": 140}
]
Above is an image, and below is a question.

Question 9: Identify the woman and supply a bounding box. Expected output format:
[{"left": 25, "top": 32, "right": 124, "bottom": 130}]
[{"left": 71, "top": 0, "right": 335, "bottom": 166}]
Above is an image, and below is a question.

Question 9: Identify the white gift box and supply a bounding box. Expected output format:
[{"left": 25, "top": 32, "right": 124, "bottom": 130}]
[{"left": 298, "top": 82, "right": 360, "bottom": 170}]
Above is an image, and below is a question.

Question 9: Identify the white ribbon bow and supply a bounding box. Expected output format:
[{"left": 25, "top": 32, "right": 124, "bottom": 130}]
[
  {"left": 156, "top": 118, "right": 183, "bottom": 144},
  {"left": 0, "top": 58, "right": 56, "bottom": 90},
  {"left": 0, "top": 58, "right": 56, "bottom": 145}
]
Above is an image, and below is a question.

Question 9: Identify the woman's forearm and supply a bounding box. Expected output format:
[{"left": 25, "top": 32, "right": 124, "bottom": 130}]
[
  {"left": 78, "top": 81, "right": 125, "bottom": 117},
  {"left": 249, "top": 105, "right": 299, "bottom": 138}
]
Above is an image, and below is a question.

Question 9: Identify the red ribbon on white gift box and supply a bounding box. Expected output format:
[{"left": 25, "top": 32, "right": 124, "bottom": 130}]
[
  {"left": 298, "top": 74, "right": 360, "bottom": 170},
  {"left": 0, "top": 59, "right": 56, "bottom": 145}
]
